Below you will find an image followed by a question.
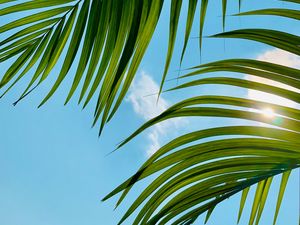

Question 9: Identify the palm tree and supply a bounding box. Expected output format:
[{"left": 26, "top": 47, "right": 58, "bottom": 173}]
[{"left": 0, "top": 0, "right": 299, "bottom": 224}]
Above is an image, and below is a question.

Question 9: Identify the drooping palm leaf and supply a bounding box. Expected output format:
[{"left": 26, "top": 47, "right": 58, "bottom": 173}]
[
  {"left": 104, "top": 94, "right": 300, "bottom": 224},
  {"left": 1, "top": 0, "right": 232, "bottom": 132},
  {"left": 282, "top": 0, "right": 300, "bottom": 4},
  {"left": 236, "top": 8, "right": 300, "bottom": 20},
  {"left": 105, "top": 126, "right": 300, "bottom": 224},
  {"left": 180, "top": 0, "right": 197, "bottom": 64},
  {"left": 158, "top": 0, "right": 183, "bottom": 97},
  {"left": 222, "top": 0, "right": 227, "bottom": 30},
  {"left": 2, "top": 0, "right": 299, "bottom": 224},
  {"left": 0, "top": 0, "right": 167, "bottom": 132},
  {"left": 104, "top": 1, "right": 300, "bottom": 224},
  {"left": 199, "top": 0, "right": 208, "bottom": 54},
  {"left": 212, "top": 29, "right": 300, "bottom": 56}
]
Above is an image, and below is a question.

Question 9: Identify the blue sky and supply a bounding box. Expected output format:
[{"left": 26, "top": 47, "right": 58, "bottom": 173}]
[{"left": 0, "top": 0, "right": 299, "bottom": 224}]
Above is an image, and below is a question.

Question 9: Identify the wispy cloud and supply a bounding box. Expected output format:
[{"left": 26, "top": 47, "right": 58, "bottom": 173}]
[
  {"left": 256, "top": 48, "right": 300, "bottom": 68},
  {"left": 127, "top": 71, "right": 187, "bottom": 157},
  {"left": 247, "top": 48, "right": 300, "bottom": 108}
]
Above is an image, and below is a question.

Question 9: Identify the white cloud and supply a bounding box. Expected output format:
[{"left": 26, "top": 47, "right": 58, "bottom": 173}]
[
  {"left": 128, "top": 50, "right": 300, "bottom": 156},
  {"left": 127, "top": 71, "right": 187, "bottom": 157},
  {"left": 256, "top": 48, "right": 300, "bottom": 68},
  {"left": 127, "top": 72, "right": 169, "bottom": 120},
  {"left": 247, "top": 49, "right": 300, "bottom": 108}
]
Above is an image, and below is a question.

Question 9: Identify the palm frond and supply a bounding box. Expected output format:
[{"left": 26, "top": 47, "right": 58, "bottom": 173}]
[
  {"left": 0, "top": 0, "right": 165, "bottom": 133},
  {"left": 104, "top": 93, "right": 300, "bottom": 224},
  {"left": 282, "top": 0, "right": 300, "bottom": 4},
  {"left": 237, "top": 8, "right": 300, "bottom": 20},
  {"left": 104, "top": 1, "right": 300, "bottom": 224},
  {"left": 180, "top": 0, "right": 197, "bottom": 64},
  {"left": 2, "top": 1, "right": 299, "bottom": 224},
  {"left": 158, "top": 0, "right": 183, "bottom": 97},
  {"left": 0, "top": 0, "right": 233, "bottom": 132},
  {"left": 105, "top": 126, "right": 300, "bottom": 224}
]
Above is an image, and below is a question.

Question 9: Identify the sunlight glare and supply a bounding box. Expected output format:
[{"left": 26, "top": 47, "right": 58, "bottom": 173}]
[{"left": 260, "top": 108, "right": 275, "bottom": 118}]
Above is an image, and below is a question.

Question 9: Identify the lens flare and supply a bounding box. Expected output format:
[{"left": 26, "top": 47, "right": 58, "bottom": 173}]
[{"left": 260, "top": 108, "right": 275, "bottom": 118}]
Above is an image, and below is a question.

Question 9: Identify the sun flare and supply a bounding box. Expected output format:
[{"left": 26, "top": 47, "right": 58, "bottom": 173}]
[{"left": 260, "top": 108, "right": 275, "bottom": 118}]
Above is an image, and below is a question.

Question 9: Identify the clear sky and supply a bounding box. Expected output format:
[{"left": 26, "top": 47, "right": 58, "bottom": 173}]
[{"left": 0, "top": 0, "right": 299, "bottom": 225}]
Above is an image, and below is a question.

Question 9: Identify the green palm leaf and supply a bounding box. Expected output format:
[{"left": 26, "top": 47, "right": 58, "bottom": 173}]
[
  {"left": 0, "top": 0, "right": 233, "bottom": 132},
  {"left": 1, "top": 1, "right": 300, "bottom": 224},
  {"left": 282, "top": 0, "right": 300, "bottom": 4},
  {"left": 103, "top": 1, "right": 300, "bottom": 224},
  {"left": 236, "top": 8, "right": 300, "bottom": 20},
  {"left": 212, "top": 29, "right": 300, "bottom": 55},
  {"left": 0, "top": 0, "right": 166, "bottom": 132}
]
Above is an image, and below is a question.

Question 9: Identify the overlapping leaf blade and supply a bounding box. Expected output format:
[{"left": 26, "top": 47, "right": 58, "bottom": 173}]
[
  {"left": 104, "top": 1, "right": 300, "bottom": 224},
  {"left": 1, "top": 1, "right": 300, "bottom": 224},
  {"left": 0, "top": 0, "right": 233, "bottom": 132}
]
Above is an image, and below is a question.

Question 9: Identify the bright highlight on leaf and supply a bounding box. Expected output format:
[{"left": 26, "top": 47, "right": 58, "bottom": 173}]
[{"left": 260, "top": 108, "right": 275, "bottom": 118}]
